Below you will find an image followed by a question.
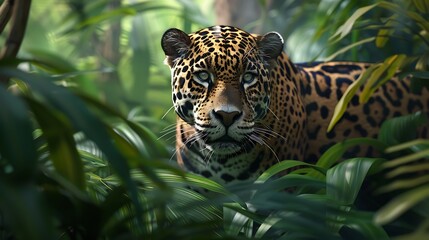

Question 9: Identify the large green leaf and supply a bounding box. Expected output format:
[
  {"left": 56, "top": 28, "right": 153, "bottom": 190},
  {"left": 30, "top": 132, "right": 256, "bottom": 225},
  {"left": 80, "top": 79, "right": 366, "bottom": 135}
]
[
  {"left": 258, "top": 174, "right": 326, "bottom": 193},
  {"left": 378, "top": 111, "right": 428, "bottom": 147},
  {"left": 185, "top": 172, "right": 230, "bottom": 195},
  {"left": 25, "top": 98, "right": 86, "bottom": 190},
  {"left": 325, "top": 158, "right": 389, "bottom": 239},
  {"left": 0, "top": 181, "right": 56, "bottom": 240},
  {"left": 248, "top": 193, "right": 338, "bottom": 239},
  {"left": 312, "top": 138, "right": 386, "bottom": 174},
  {"left": 78, "top": 93, "right": 170, "bottom": 159},
  {"left": 327, "top": 158, "right": 384, "bottom": 205},
  {"left": 253, "top": 213, "right": 282, "bottom": 238},
  {"left": 1, "top": 68, "right": 143, "bottom": 217},
  {"left": 256, "top": 160, "right": 325, "bottom": 183},
  {"left": 0, "top": 84, "right": 37, "bottom": 180},
  {"left": 223, "top": 202, "right": 253, "bottom": 237}
]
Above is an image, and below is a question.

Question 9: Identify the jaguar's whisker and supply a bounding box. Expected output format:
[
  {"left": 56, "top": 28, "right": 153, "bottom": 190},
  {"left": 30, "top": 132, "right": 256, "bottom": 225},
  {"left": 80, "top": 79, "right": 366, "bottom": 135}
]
[
  {"left": 267, "top": 107, "right": 280, "bottom": 120},
  {"left": 160, "top": 123, "right": 177, "bottom": 133},
  {"left": 249, "top": 134, "right": 280, "bottom": 163},
  {"left": 254, "top": 127, "right": 287, "bottom": 141},
  {"left": 157, "top": 129, "right": 177, "bottom": 141},
  {"left": 161, "top": 105, "right": 175, "bottom": 120}
]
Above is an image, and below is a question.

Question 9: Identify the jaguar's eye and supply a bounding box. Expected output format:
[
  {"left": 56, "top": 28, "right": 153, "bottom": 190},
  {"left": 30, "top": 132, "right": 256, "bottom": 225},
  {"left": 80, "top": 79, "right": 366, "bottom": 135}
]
[
  {"left": 195, "top": 71, "right": 211, "bottom": 82},
  {"left": 242, "top": 72, "right": 257, "bottom": 85}
]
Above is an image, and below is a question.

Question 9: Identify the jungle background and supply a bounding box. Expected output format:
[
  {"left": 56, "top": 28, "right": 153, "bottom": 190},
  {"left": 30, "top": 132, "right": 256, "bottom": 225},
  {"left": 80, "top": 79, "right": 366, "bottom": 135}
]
[{"left": 1, "top": 0, "right": 429, "bottom": 239}]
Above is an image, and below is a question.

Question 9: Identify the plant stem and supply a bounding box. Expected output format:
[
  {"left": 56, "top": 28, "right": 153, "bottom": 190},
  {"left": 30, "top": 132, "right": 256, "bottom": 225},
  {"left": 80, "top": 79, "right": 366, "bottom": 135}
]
[{"left": 0, "top": 0, "right": 13, "bottom": 34}]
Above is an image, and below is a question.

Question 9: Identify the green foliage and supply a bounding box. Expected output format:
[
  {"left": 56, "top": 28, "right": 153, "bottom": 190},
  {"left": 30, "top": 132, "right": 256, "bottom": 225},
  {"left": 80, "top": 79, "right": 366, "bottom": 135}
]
[
  {"left": 1, "top": 0, "right": 428, "bottom": 239},
  {"left": 327, "top": 0, "right": 429, "bottom": 129},
  {"left": 325, "top": 1, "right": 429, "bottom": 238},
  {"left": 373, "top": 112, "right": 429, "bottom": 229}
]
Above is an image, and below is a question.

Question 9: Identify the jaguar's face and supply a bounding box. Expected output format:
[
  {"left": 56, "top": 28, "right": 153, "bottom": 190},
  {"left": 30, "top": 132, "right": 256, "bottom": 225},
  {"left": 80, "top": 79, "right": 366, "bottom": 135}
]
[{"left": 162, "top": 26, "right": 284, "bottom": 154}]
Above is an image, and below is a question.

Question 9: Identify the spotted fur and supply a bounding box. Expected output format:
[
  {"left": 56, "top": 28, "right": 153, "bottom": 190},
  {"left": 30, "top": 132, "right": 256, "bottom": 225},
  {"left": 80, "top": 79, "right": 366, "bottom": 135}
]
[{"left": 161, "top": 25, "right": 429, "bottom": 184}]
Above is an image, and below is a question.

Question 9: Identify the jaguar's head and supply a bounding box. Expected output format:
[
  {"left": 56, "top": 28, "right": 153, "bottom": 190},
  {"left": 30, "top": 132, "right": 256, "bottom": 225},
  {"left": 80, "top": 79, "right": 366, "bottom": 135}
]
[{"left": 161, "top": 25, "right": 284, "bottom": 155}]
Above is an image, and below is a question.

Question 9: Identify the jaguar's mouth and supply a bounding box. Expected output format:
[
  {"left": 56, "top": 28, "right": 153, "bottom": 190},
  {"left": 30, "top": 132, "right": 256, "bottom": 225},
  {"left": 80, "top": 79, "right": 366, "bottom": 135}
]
[
  {"left": 205, "top": 135, "right": 242, "bottom": 154},
  {"left": 207, "top": 135, "right": 239, "bottom": 144}
]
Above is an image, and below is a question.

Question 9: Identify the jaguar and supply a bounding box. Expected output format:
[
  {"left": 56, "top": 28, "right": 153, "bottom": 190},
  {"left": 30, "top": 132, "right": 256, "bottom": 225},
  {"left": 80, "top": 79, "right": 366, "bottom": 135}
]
[{"left": 161, "top": 25, "right": 429, "bottom": 184}]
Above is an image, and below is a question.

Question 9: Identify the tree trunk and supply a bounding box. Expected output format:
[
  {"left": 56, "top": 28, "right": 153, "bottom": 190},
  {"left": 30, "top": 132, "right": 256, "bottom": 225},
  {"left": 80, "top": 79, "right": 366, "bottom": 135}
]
[
  {"left": 0, "top": 0, "right": 32, "bottom": 85},
  {"left": 214, "top": 0, "right": 269, "bottom": 33},
  {"left": 99, "top": 0, "right": 123, "bottom": 108}
]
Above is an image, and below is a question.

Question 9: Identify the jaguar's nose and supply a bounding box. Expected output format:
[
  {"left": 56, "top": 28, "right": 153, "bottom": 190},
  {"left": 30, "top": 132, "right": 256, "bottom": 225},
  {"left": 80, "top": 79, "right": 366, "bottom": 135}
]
[{"left": 212, "top": 109, "right": 243, "bottom": 128}]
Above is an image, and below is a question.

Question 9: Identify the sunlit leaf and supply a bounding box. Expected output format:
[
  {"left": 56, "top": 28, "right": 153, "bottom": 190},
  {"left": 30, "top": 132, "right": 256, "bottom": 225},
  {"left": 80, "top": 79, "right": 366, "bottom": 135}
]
[
  {"left": 223, "top": 202, "right": 252, "bottom": 237},
  {"left": 385, "top": 162, "right": 429, "bottom": 178},
  {"left": 327, "top": 65, "right": 378, "bottom": 132},
  {"left": 416, "top": 53, "right": 429, "bottom": 71},
  {"left": 376, "top": 175, "right": 429, "bottom": 194},
  {"left": 256, "top": 160, "right": 325, "bottom": 183},
  {"left": 375, "top": 18, "right": 396, "bottom": 48},
  {"left": 330, "top": 3, "right": 378, "bottom": 41},
  {"left": 385, "top": 139, "right": 429, "bottom": 153},
  {"left": 383, "top": 149, "right": 429, "bottom": 169},
  {"left": 375, "top": 184, "right": 429, "bottom": 225},
  {"left": 360, "top": 54, "right": 407, "bottom": 103},
  {"left": 185, "top": 173, "right": 230, "bottom": 195},
  {"left": 260, "top": 174, "right": 326, "bottom": 193},
  {"left": 254, "top": 214, "right": 281, "bottom": 238}
]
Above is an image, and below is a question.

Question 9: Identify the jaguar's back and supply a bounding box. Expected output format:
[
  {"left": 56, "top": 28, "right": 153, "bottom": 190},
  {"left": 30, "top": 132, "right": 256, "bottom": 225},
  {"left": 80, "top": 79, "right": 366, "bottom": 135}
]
[
  {"left": 298, "top": 62, "right": 428, "bottom": 162},
  {"left": 161, "top": 25, "right": 429, "bottom": 184}
]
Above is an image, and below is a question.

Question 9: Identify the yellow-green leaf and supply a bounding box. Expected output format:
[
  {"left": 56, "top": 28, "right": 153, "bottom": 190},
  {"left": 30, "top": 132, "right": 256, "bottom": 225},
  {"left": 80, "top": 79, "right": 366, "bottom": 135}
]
[
  {"left": 375, "top": 18, "right": 396, "bottom": 48},
  {"left": 327, "top": 65, "right": 378, "bottom": 132},
  {"left": 413, "top": 0, "right": 429, "bottom": 13},
  {"left": 375, "top": 185, "right": 429, "bottom": 225},
  {"left": 330, "top": 3, "right": 378, "bottom": 41},
  {"left": 325, "top": 37, "right": 375, "bottom": 61},
  {"left": 359, "top": 54, "right": 407, "bottom": 103}
]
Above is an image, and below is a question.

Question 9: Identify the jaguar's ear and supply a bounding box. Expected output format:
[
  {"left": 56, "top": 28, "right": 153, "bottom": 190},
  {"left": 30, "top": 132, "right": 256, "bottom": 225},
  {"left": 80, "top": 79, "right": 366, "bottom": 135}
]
[
  {"left": 257, "top": 32, "right": 284, "bottom": 67},
  {"left": 161, "top": 28, "right": 191, "bottom": 67}
]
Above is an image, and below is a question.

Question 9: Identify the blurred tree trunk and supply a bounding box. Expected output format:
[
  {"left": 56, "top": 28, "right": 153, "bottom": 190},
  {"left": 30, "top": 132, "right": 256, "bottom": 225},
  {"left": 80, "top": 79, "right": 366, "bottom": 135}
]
[
  {"left": 214, "top": 0, "right": 271, "bottom": 33},
  {"left": 99, "top": 0, "right": 124, "bottom": 108},
  {"left": 0, "top": 0, "right": 31, "bottom": 85}
]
